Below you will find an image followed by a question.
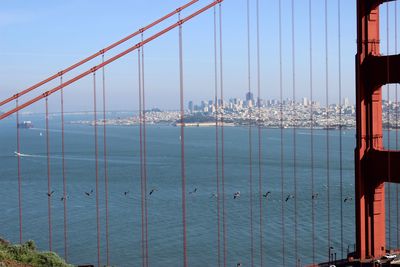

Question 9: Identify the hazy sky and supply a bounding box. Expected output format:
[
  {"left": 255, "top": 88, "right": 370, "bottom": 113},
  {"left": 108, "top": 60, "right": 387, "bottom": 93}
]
[{"left": 0, "top": 0, "right": 396, "bottom": 113}]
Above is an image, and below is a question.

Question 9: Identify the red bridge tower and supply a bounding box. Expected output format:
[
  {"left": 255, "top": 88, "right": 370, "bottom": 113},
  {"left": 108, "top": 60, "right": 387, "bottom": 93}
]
[{"left": 356, "top": 0, "right": 399, "bottom": 260}]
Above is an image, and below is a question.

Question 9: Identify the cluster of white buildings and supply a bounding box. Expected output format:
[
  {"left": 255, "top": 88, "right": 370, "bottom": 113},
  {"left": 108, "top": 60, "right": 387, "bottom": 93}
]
[
  {"left": 73, "top": 95, "right": 365, "bottom": 129},
  {"left": 187, "top": 95, "right": 356, "bottom": 128}
]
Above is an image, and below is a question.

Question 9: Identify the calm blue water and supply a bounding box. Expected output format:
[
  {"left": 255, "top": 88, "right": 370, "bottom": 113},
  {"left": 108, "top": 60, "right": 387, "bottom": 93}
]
[{"left": 0, "top": 114, "right": 399, "bottom": 267}]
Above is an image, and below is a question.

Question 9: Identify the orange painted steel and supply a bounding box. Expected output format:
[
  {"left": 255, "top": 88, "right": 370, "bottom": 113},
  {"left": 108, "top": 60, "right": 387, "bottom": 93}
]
[
  {"left": 356, "top": 0, "right": 399, "bottom": 260},
  {"left": 0, "top": 0, "right": 223, "bottom": 121},
  {"left": 0, "top": 0, "right": 198, "bottom": 108}
]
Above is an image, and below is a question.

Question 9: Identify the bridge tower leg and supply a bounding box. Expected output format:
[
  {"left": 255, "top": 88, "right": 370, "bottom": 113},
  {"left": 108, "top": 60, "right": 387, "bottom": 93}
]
[{"left": 356, "top": 0, "right": 400, "bottom": 260}]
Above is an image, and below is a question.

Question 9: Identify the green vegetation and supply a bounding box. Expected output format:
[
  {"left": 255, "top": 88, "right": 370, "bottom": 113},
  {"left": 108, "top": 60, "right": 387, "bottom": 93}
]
[
  {"left": 0, "top": 239, "right": 73, "bottom": 267},
  {"left": 182, "top": 113, "right": 214, "bottom": 123}
]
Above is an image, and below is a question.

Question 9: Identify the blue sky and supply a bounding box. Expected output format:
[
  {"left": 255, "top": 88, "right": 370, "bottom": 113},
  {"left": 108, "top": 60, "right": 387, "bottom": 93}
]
[{"left": 0, "top": 0, "right": 389, "bottom": 112}]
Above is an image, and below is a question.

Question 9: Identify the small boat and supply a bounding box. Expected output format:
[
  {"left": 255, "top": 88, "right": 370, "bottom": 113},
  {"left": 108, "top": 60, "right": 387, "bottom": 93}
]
[
  {"left": 17, "top": 121, "right": 34, "bottom": 129},
  {"left": 14, "top": 151, "right": 29, "bottom": 157}
]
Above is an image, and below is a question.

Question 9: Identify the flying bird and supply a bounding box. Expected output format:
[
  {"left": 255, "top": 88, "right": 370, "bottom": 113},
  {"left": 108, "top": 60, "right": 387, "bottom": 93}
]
[
  {"left": 263, "top": 191, "right": 271, "bottom": 198},
  {"left": 312, "top": 193, "right": 319, "bottom": 200},
  {"left": 47, "top": 190, "right": 55, "bottom": 197},
  {"left": 84, "top": 190, "right": 94, "bottom": 196},
  {"left": 124, "top": 191, "right": 130, "bottom": 196},
  {"left": 189, "top": 188, "right": 198, "bottom": 194},
  {"left": 210, "top": 193, "right": 218, "bottom": 198},
  {"left": 344, "top": 196, "right": 353, "bottom": 202},
  {"left": 149, "top": 188, "right": 158, "bottom": 195},
  {"left": 233, "top": 191, "right": 241, "bottom": 199},
  {"left": 285, "top": 194, "right": 294, "bottom": 202}
]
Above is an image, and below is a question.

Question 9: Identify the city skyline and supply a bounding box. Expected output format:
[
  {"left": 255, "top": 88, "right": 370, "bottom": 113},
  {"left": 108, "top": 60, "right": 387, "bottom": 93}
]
[{"left": 187, "top": 93, "right": 353, "bottom": 112}]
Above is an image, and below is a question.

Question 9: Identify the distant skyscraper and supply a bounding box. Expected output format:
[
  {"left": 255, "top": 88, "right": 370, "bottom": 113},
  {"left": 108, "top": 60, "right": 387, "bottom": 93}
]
[
  {"left": 343, "top": 97, "right": 349, "bottom": 107},
  {"left": 302, "top": 97, "right": 308, "bottom": 106},
  {"left": 246, "top": 92, "right": 254, "bottom": 102},
  {"left": 257, "top": 98, "right": 264, "bottom": 107},
  {"left": 238, "top": 99, "right": 244, "bottom": 109},
  {"left": 188, "top": 101, "right": 194, "bottom": 113}
]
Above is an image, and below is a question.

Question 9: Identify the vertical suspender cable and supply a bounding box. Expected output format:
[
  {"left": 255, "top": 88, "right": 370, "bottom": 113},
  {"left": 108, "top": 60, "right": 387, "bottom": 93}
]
[
  {"left": 16, "top": 99, "right": 23, "bottom": 244},
  {"left": 291, "top": 0, "right": 298, "bottom": 264},
  {"left": 138, "top": 48, "right": 146, "bottom": 267},
  {"left": 255, "top": 0, "right": 263, "bottom": 266},
  {"left": 141, "top": 34, "right": 150, "bottom": 267},
  {"left": 219, "top": 3, "right": 227, "bottom": 267},
  {"left": 395, "top": 0, "right": 399, "bottom": 249},
  {"left": 308, "top": 0, "right": 315, "bottom": 263},
  {"left": 178, "top": 13, "right": 188, "bottom": 267},
  {"left": 337, "top": 0, "right": 344, "bottom": 259},
  {"left": 213, "top": 6, "right": 221, "bottom": 267},
  {"left": 246, "top": 0, "right": 254, "bottom": 266},
  {"left": 278, "top": 0, "right": 286, "bottom": 266},
  {"left": 61, "top": 76, "right": 68, "bottom": 261},
  {"left": 45, "top": 97, "right": 52, "bottom": 251},
  {"left": 101, "top": 54, "right": 110, "bottom": 266},
  {"left": 386, "top": 2, "right": 392, "bottom": 248},
  {"left": 324, "top": 0, "right": 331, "bottom": 259},
  {"left": 93, "top": 72, "right": 101, "bottom": 267}
]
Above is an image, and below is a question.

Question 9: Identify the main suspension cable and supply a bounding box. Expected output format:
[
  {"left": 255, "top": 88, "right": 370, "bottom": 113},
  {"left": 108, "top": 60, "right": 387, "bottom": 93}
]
[
  {"left": 0, "top": 0, "right": 224, "bottom": 121},
  {"left": 0, "top": 0, "right": 199, "bottom": 109},
  {"left": 45, "top": 97, "right": 52, "bottom": 252}
]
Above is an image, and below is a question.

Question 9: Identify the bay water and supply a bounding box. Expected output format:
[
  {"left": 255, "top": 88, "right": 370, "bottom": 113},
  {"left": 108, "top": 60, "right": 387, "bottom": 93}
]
[{"left": 0, "top": 113, "right": 398, "bottom": 266}]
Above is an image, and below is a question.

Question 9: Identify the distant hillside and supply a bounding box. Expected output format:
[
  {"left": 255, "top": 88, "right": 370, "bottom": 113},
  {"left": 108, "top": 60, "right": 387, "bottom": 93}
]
[{"left": 0, "top": 238, "right": 72, "bottom": 267}]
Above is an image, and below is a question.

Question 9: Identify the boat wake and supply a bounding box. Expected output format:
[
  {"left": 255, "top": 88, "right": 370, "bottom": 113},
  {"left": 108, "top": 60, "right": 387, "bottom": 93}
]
[{"left": 14, "top": 151, "right": 33, "bottom": 157}]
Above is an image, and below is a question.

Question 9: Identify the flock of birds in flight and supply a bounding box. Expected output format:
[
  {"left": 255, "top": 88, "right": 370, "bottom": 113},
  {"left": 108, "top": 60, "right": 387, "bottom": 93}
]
[
  {"left": 17, "top": 153, "right": 354, "bottom": 203},
  {"left": 45, "top": 187, "right": 353, "bottom": 203}
]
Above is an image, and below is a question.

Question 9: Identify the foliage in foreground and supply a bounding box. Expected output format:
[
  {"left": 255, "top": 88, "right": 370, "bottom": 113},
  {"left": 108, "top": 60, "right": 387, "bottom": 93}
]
[{"left": 0, "top": 239, "right": 73, "bottom": 267}]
